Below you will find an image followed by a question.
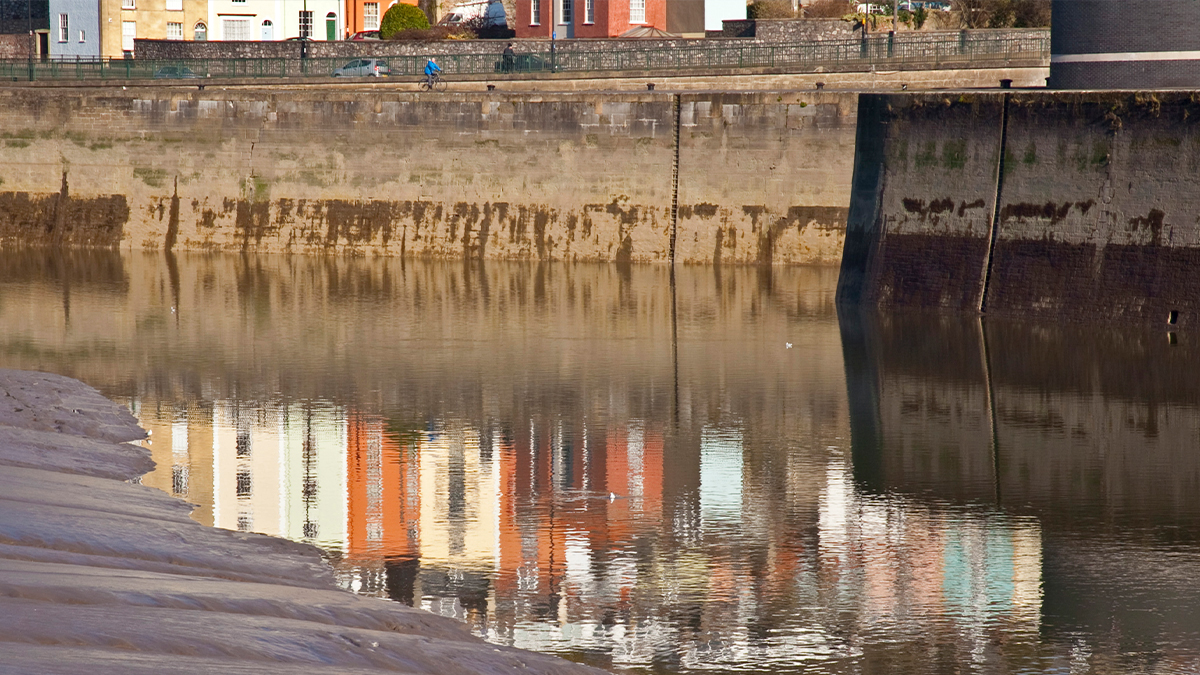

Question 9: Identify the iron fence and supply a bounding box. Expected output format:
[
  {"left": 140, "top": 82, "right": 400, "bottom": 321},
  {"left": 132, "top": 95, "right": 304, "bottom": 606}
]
[{"left": 0, "top": 32, "right": 1048, "bottom": 82}]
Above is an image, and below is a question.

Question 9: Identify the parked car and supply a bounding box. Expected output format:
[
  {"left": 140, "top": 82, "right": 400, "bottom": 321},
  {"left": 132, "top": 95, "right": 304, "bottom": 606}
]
[
  {"left": 348, "top": 30, "right": 380, "bottom": 40},
  {"left": 493, "top": 53, "right": 552, "bottom": 73},
  {"left": 438, "top": 0, "right": 507, "bottom": 27},
  {"left": 332, "top": 58, "right": 391, "bottom": 77},
  {"left": 153, "top": 65, "right": 201, "bottom": 79}
]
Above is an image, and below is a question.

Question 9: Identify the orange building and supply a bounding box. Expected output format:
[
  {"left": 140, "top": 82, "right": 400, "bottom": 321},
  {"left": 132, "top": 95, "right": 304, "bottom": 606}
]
[{"left": 343, "top": 0, "right": 422, "bottom": 37}]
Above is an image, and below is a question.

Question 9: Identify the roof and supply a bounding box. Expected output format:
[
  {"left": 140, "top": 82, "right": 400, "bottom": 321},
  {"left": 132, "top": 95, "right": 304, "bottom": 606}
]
[{"left": 617, "top": 26, "right": 681, "bottom": 38}]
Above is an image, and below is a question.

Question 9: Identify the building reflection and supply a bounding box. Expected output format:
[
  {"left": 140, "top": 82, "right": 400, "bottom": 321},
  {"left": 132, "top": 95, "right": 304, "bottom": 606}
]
[
  {"left": 0, "top": 249, "right": 1075, "bottom": 672},
  {"left": 135, "top": 394, "right": 1044, "bottom": 671}
]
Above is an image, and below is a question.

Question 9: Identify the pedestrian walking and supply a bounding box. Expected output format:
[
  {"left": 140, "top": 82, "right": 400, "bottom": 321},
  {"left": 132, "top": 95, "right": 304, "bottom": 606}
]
[{"left": 501, "top": 43, "right": 515, "bottom": 73}]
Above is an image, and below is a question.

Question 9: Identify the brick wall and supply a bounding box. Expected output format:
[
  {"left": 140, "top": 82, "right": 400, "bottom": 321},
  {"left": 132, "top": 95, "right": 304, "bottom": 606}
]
[{"left": 0, "top": 33, "right": 29, "bottom": 58}]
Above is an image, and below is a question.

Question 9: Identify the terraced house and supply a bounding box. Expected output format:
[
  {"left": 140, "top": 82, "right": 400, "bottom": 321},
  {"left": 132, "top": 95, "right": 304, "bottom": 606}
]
[
  {"left": 208, "top": 0, "right": 343, "bottom": 42},
  {"left": 100, "top": 0, "right": 208, "bottom": 56}
]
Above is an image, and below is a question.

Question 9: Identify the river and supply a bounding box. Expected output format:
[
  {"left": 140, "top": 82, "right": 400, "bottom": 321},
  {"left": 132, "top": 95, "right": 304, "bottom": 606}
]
[{"left": 2, "top": 248, "right": 1197, "bottom": 674}]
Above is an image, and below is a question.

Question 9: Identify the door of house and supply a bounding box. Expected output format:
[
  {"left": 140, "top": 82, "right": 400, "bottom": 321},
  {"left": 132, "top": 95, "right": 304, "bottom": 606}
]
[
  {"left": 557, "top": 0, "right": 573, "bottom": 38},
  {"left": 326, "top": 14, "right": 337, "bottom": 41},
  {"left": 261, "top": 20, "right": 273, "bottom": 41}
]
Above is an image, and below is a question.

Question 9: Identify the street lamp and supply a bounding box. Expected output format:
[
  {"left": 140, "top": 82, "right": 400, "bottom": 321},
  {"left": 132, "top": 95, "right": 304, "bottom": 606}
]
[{"left": 27, "top": 0, "right": 33, "bottom": 80}]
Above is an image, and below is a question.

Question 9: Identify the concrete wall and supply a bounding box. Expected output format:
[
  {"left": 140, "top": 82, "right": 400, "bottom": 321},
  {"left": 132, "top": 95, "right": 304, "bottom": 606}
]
[
  {"left": 0, "top": 87, "right": 856, "bottom": 264},
  {"left": 838, "top": 91, "right": 1200, "bottom": 326}
]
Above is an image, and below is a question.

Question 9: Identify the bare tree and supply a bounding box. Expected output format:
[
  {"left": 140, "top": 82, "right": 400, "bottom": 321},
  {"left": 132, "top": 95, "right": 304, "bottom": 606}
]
[{"left": 951, "top": 0, "right": 993, "bottom": 28}]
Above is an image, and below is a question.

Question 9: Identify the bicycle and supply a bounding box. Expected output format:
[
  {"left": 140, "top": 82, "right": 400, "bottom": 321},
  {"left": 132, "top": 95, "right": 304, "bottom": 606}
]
[{"left": 420, "top": 72, "right": 447, "bottom": 92}]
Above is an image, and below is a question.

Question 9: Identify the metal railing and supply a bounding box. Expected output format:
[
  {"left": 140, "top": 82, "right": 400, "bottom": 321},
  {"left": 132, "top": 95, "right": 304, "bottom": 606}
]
[{"left": 0, "top": 32, "right": 1048, "bottom": 82}]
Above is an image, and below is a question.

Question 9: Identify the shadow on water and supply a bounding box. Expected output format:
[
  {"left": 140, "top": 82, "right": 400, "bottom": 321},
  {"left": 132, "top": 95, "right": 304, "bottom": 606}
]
[{"left": 841, "top": 307, "right": 1200, "bottom": 656}]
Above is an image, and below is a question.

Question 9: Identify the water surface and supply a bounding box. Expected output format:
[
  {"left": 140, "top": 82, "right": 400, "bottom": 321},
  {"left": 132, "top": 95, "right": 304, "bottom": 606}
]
[{"left": 3, "top": 249, "right": 1199, "bottom": 674}]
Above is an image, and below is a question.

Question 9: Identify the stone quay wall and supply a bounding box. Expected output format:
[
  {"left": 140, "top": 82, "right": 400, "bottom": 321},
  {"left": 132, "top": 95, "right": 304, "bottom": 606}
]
[
  {"left": 0, "top": 87, "right": 857, "bottom": 264},
  {"left": 837, "top": 91, "right": 1200, "bottom": 326}
]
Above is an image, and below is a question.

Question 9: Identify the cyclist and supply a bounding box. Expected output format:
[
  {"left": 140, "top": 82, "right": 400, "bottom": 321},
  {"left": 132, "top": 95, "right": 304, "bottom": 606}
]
[{"left": 423, "top": 58, "right": 442, "bottom": 88}]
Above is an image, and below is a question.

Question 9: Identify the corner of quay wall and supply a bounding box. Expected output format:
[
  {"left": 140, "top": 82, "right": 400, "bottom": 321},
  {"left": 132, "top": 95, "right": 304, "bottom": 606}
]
[
  {"left": 837, "top": 89, "right": 1200, "bottom": 326},
  {"left": 0, "top": 87, "right": 857, "bottom": 265}
]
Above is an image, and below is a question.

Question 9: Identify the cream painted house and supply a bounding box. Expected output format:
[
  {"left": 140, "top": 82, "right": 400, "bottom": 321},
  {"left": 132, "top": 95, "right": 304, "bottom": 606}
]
[
  {"left": 208, "top": 0, "right": 343, "bottom": 42},
  {"left": 99, "top": 0, "right": 208, "bottom": 57}
]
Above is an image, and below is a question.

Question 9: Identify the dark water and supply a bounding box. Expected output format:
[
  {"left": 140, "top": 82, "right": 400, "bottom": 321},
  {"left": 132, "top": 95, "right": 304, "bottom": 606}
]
[{"left": 3, "top": 249, "right": 1200, "bottom": 674}]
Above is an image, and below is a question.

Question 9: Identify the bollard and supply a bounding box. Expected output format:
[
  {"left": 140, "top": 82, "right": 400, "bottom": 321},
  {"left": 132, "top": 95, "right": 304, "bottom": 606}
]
[
  {"left": 487, "top": 84, "right": 495, "bottom": 91},
  {"left": 815, "top": 82, "right": 825, "bottom": 90},
  {"left": 1000, "top": 79, "right": 1013, "bottom": 89},
  {"left": 646, "top": 83, "right": 655, "bottom": 91}
]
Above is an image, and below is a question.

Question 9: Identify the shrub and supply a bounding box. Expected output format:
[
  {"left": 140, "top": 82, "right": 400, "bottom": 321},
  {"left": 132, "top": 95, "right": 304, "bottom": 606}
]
[
  {"left": 804, "top": 0, "right": 853, "bottom": 18},
  {"left": 380, "top": 2, "right": 430, "bottom": 39},
  {"left": 748, "top": 0, "right": 798, "bottom": 19}
]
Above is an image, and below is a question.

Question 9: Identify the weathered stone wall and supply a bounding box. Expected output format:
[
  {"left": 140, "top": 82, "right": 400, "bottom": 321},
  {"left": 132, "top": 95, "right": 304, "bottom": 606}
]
[
  {"left": 0, "top": 87, "right": 857, "bottom": 263},
  {"left": 0, "top": 34, "right": 28, "bottom": 59},
  {"left": 838, "top": 91, "right": 1200, "bottom": 326},
  {"left": 134, "top": 36, "right": 715, "bottom": 61},
  {"left": 719, "top": 18, "right": 856, "bottom": 41}
]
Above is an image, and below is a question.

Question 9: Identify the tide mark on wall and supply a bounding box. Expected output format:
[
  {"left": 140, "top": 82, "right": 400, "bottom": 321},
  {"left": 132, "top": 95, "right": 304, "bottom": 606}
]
[
  {"left": 1129, "top": 209, "right": 1167, "bottom": 245},
  {"left": 0, "top": 187, "right": 128, "bottom": 249},
  {"left": 165, "top": 177, "right": 180, "bottom": 251}
]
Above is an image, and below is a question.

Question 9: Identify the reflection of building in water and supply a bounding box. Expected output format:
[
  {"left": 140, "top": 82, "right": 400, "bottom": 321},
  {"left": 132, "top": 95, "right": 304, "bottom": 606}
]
[
  {"left": 136, "top": 396, "right": 1043, "bottom": 671},
  {"left": 820, "top": 458, "right": 1042, "bottom": 653},
  {"left": 139, "top": 400, "right": 350, "bottom": 553}
]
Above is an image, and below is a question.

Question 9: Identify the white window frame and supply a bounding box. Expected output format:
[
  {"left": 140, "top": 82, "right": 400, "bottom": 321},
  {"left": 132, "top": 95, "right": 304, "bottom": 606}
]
[
  {"left": 166, "top": 0, "right": 182, "bottom": 10},
  {"left": 121, "top": 0, "right": 135, "bottom": 9},
  {"left": 530, "top": 0, "right": 540, "bottom": 25},
  {"left": 299, "top": 10, "right": 313, "bottom": 37},
  {"left": 58, "top": 13, "right": 68, "bottom": 42},
  {"left": 78, "top": 29, "right": 85, "bottom": 43},
  {"left": 629, "top": 0, "right": 645, "bottom": 23},
  {"left": 363, "top": 2, "right": 379, "bottom": 30},
  {"left": 559, "top": 0, "right": 571, "bottom": 24},
  {"left": 121, "top": 20, "right": 136, "bottom": 51},
  {"left": 584, "top": 0, "right": 594, "bottom": 24},
  {"left": 221, "top": 17, "right": 251, "bottom": 41},
  {"left": 166, "top": 21, "right": 183, "bottom": 40}
]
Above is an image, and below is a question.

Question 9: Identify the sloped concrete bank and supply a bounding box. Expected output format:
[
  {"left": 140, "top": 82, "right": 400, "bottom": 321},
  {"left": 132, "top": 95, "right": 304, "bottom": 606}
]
[
  {"left": 838, "top": 90, "right": 1200, "bottom": 326},
  {"left": 0, "top": 86, "right": 858, "bottom": 264},
  {"left": 0, "top": 368, "right": 608, "bottom": 675}
]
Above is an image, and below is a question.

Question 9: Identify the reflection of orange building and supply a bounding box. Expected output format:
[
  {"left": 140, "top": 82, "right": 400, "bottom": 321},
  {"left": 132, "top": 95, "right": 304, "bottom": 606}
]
[
  {"left": 346, "top": 413, "right": 419, "bottom": 562},
  {"left": 493, "top": 422, "right": 665, "bottom": 627}
]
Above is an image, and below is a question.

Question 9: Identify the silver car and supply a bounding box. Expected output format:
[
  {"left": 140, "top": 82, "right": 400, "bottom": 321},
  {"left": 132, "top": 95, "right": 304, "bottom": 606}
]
[{"left": 332, "top": 58, "right": 391, "bottom": 77}]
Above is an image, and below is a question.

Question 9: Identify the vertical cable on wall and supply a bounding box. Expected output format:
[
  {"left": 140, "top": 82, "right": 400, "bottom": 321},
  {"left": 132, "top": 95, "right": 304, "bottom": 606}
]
[
  {"left": 670, "top": 94, "right": 681, "bottom": 267},
  {"left": 979, "top": 93, "right": 1010, "bottom": 313}
]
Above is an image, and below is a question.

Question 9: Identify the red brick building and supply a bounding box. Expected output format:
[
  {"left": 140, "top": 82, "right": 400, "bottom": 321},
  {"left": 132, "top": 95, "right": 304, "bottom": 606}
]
[{"left": 514, "top": 0, "right": 667, "bottom": 38}]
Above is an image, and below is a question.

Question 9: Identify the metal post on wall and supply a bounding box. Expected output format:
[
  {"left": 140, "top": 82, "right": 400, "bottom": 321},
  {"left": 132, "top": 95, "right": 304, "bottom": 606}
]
[
  {"left": 550, "top": 0, "right": 556, "bottom": 71},
  {"left": 26, "top": 0, "right": 34, "bottom": 81}
]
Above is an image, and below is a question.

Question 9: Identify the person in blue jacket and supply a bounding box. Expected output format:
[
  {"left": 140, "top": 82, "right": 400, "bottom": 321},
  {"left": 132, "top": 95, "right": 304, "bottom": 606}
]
[{"left": 424, "top": 58, "right": 442, "bottom": 87}]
